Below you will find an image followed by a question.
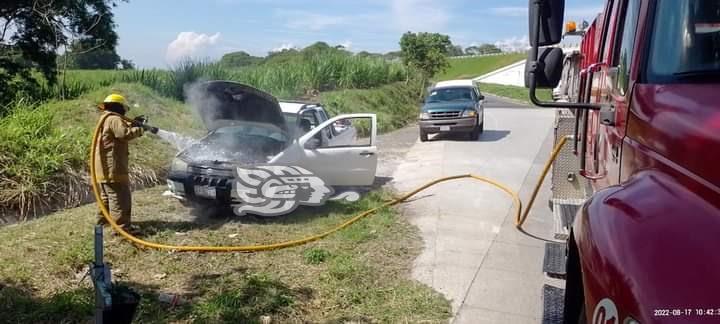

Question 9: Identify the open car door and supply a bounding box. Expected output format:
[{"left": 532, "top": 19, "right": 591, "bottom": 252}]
[{"left": 283, "top": 114, "right": 378, "bottom": 186}]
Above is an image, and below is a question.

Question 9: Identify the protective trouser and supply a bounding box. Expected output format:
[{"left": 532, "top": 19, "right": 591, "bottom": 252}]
[{"left": 97, "top": 182, "right": 132, "bottom": 228}]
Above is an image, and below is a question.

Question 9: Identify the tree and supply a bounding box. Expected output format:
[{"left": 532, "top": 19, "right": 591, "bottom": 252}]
[
  {"left": 399, "top": 32, "right": 452, "bottom": 82},
  {"left": 263, "top": 48, "right": 301, "bottom": 65},
  {"left": 465, "top": 46, "right": 480, "bottom": 55},
  {"left": 463, "top": 43, "right": 502, "bottom": 56},
  {"left": 0, "top": 0, "right": 124, "bottom": 103},
  {"left": 447, "top": 45, "right": 464, "bottom": 57},
  {"left": 478, "top": 43, "right": 502, "bottom": 55},
  {"left": 219, "top": 51, "right": 261, "bottom": 68},
  {"left": 119, "top": 58, "right": 134, "bottom": 70},
  {"left": 59, "top": 40, "right": 121, "bottom": 69},
  {"left": 382, "top": 50, "right": 402, "bottom": 61},
  {"left": 356, "top": 51, "right": 382, "bottom": 59}
]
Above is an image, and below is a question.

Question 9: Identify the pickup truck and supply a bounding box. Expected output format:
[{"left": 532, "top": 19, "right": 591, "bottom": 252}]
[
  {"left": 166, "top": 81, "right": 377, "bottom": 209},
  {"left": 418, "top": 79, "right": 485, "bottom": 141}
]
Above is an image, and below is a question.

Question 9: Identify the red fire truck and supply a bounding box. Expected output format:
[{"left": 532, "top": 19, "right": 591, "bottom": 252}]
[{"left": 525, "top": 0, "right": 720, "bottom": 323}]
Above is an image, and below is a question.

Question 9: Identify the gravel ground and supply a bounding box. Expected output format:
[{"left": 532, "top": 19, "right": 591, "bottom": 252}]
[{"left": 375, "top": 123, "right": 419, "bottom": 184}]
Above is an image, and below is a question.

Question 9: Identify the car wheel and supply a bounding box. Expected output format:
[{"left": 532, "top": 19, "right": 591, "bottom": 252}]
[
  {"left": 420, "top": 130, "right": 428, "bottom": 142},
  {"left": 478, "top": 118, "right": 484, "bottom": 133}
]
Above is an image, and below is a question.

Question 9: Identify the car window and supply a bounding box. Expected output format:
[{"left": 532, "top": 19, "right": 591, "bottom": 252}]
[
  {"left": 317, "top": 108, "right": 330, "bottom": 122},
  {"left": 301, "top": 110, "right": 319, "bottom": 128},
  {"left": 317, "top": 116, "right": 371, "bottom": 148},
  {"left": 426, "top": 87, "right": 475, "bottom": 103}
]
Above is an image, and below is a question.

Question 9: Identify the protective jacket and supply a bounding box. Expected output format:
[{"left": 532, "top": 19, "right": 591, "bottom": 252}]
[{"left": 94, "top": 112, "right": 144, "bottom": 183}]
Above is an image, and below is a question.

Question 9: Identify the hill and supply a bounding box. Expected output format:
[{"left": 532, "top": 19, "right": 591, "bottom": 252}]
[{"left": 437, "top": 53, "right": 526, "bottom": 80}]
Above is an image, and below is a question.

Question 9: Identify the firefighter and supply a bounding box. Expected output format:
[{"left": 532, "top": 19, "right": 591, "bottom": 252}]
[{"left": 94, "top": 94, "right": 145, "bottom": 232}]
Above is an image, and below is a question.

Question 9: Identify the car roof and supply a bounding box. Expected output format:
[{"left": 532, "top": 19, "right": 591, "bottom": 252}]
[
  {"left": 278, "top": 101, "right": 322, "bottom": 114},
  {"left": 432, "top": 79, "right": 477, "bottom": 89}
]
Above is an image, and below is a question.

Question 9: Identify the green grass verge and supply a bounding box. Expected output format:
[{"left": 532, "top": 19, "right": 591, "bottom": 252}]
[
  {"left": 0, "top": 187, "right": 451, "bottom": 323},
  {"left": 0, "top": 83, "right": 204, "bottom": 219},
  {"left": 478, "top": 82, "right": 553, "bottom": 104},
  {"left": 437, "top": 53, "right": 527, "bottom": 80}
]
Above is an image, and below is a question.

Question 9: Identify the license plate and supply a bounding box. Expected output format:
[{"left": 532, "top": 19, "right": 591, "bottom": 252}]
[
  {"left": 194, "top": 186, "right": 216, "bottom": 198},
  {"left": 440, "top": 126, "right": 451, "bottom": 131}
]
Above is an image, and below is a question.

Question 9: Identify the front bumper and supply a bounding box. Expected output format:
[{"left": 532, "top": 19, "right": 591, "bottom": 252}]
[
  {"left": 167, "top": 170, "right": 235, "bottom": 204},
  {"left": 419, "top": 117, "right": 477, "bottom": 133}
]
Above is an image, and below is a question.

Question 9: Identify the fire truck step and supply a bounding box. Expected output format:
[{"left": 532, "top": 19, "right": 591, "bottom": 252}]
[
  {"left": 543, "top": 242, "right": 567, "bottom": 279},
  {"left": 551, "top": 199, "right": 584, "bottom": 240},
  {"left": 542, "top": 284, "right": 565, "bottom": 324}
]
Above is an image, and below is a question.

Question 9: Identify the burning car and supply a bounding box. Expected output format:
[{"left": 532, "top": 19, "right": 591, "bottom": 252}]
[{"left": 166, "top": 81, "right": 378, "bottom": 208}]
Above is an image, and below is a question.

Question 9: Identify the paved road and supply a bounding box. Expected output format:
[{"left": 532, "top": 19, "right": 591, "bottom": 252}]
[{"left": 391, "top": 94, "right": 563, "bottom": 323}]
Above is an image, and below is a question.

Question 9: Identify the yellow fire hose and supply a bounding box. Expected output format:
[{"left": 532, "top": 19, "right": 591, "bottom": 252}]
[{"left": 91, "top": 113, "right": 569, "bottom": 252}]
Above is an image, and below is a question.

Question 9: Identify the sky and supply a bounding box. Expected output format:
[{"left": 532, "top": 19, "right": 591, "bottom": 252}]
[{"left": 113, "top": 0, "right": 602, "bottom": 68}]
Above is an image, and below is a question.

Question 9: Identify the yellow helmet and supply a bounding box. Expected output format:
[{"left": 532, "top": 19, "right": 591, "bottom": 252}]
[{"left": 100, "top": 94, "right": 129, "bottom": 111}]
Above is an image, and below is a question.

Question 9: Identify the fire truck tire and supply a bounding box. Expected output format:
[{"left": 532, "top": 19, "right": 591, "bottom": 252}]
[{"left": 563, "top": 235, "right": 587, "bottom": 324}]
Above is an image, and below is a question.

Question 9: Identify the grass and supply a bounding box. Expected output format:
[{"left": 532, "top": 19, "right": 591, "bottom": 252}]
[
  {"left": 0, "top": 187, "right": 451, "bottom": 323},
  {"left": 437, "top": 53, "right": 527, "bottom": 80},
  {"left": 0, "top": 83, "right": 204, "bottom": 220},
  {"left": 478, "top": 82, "right": 553, "bottom": 104},
  {"left": 20, "top": 52, "right": 408, "bottom": 109}
]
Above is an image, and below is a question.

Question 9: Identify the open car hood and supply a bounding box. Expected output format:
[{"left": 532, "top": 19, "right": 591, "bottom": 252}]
[{"left": 189, "top": 81, "right": 287, "bottom": 132}]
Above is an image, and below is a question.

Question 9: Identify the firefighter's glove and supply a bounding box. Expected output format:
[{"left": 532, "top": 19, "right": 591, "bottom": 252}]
[{"left": 131, "top": 115, "right": 147, "bottom": 128}]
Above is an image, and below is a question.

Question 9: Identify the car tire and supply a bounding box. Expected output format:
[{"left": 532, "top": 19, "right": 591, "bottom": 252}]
[
  {"left": 469, "top": 129, "right": 479, "bottom": 141},
  {"left": 420, "top": 130, "right": 428, "bottom": 142},
  {"left": 478, "top": 117, "right": 484, "bottom": 133}
]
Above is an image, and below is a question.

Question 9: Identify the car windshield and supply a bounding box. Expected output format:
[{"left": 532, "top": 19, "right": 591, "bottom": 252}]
[
  {"left": 425, "top": 87, "right": 474, "bottom": 103},
  {"left": 648, "top": 0, "right": 720, "bottom": 82}
]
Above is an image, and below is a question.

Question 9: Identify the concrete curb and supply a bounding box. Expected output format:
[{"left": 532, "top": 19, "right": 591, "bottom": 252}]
[{"left": 482, "top": 92, "right": 534, "bottom": 107}]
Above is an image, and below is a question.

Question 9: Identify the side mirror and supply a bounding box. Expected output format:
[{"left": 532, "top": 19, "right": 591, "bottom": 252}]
[
  {"left": 333, "top": 120, "right": 351, "bottom": 133},
  {"left": 304, "top": 137, "right": 321, "bottom": 149},
  {"left": 528, "top": 0, "right": 565, "bottom": 46},
  {"left": 525, "top": 47, "right": 564, "bottom": 88},
  {"left": 478, "top": 95, "right": 485, "bottom": 101}
]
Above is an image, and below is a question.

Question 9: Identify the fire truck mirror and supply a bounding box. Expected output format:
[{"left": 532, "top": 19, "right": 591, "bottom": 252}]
[
  {"left": 528, "top": 0, "right": 565, "bottom": 46},
  {"left": 525, "top": 47, "right": 564, "bottom": 88}
]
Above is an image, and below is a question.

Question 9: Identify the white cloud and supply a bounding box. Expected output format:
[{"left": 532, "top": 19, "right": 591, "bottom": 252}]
[
  {"left": 340, "top": 40, "right": 352, "bottom": 50},
  {"left": 494, "top": 35, "right": 530, "bottom": 52},
  {"left": 271, "top": 43, "right": 297, "bottom": 52},
  {"left": 391, "top": 0, "right": 448, "bottom": 32},
  {"left": 166, "top": 32, "right": 221, "bottom": 63},
  {"left": 489, "top": 5, "right": 602, "bottom": 20}
]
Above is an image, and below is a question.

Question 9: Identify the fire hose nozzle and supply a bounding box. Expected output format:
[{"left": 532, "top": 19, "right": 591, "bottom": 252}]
[
  {"left": 144, "top": 125, "right": 159, "bottom": 134},
  {"left": 130, "top": 115, "right": 158, "bottom": 134}
]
